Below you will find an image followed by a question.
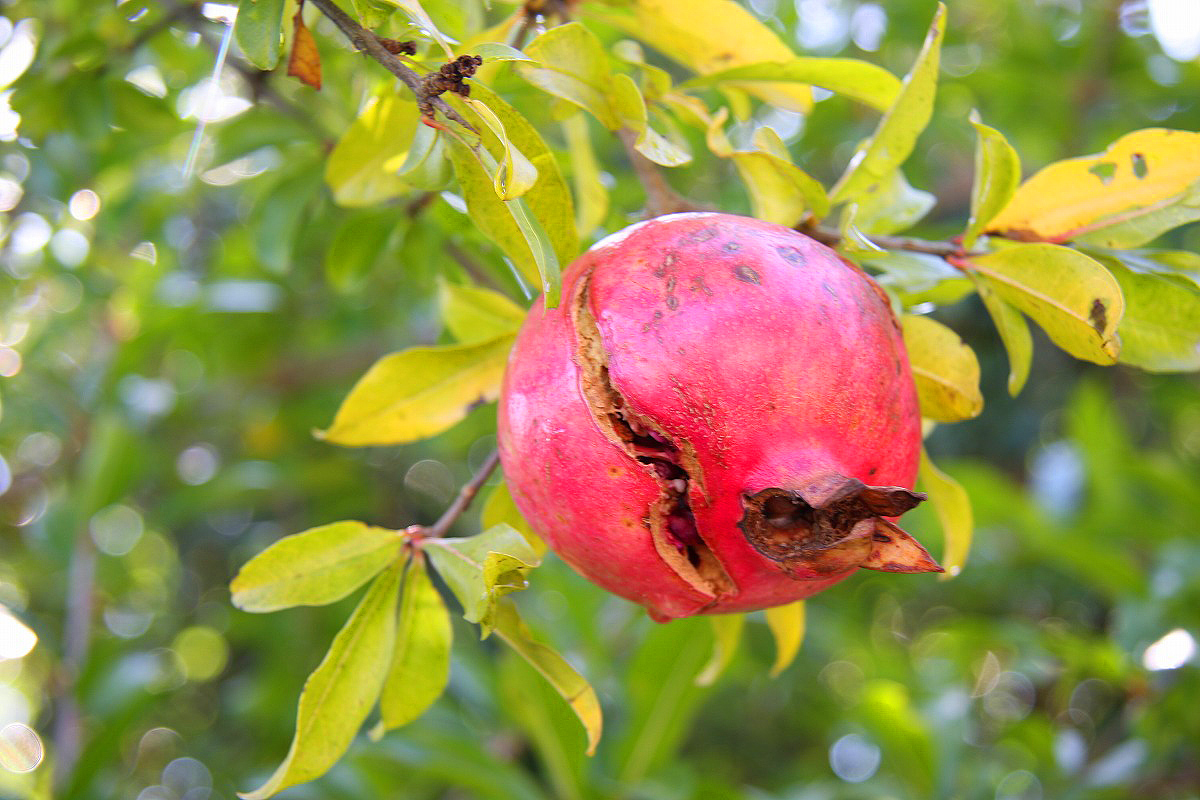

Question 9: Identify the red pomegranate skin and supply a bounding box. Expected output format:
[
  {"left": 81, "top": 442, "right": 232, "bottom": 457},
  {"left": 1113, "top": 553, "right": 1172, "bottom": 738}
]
[{"left": 498, "top": 212, "right": 932, "bottom": 620}]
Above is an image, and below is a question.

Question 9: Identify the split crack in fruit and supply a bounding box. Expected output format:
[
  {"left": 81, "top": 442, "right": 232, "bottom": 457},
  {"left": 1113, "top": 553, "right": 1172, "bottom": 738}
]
[{"left": 498, "top": 213, "right": 941, "bottom": 621}]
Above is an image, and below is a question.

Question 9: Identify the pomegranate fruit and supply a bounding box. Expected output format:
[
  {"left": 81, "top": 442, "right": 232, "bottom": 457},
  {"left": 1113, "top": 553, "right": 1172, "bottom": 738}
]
[{"left": 497, "top": 212, "right": 940, "bottom": 621}]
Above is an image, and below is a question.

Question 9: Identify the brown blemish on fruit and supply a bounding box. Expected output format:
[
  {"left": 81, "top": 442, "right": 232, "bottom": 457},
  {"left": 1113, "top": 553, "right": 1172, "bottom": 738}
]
[
  {"left": 666, "top": 295, "right": 679, "bottom": 310},
  {"left": 723, "top": 241, "right": 741, "bottom": 252},
  {"left": 691, "top": 275, "right": 714, "bottom": 296},
  {"left": 775, "top": 245, "right": 805, "bottom": 266},
  {"left": 734, "top": 265, "right": 761, "bottom": 285},
  {"left": 571, "top": 271, "right": 732, "bottom": 600},
  {"left": 739, "top": 475, "right": 938, "bottom": 578},
  {"left": 689, "top": 227, "right": 718, "bottom": 243}
]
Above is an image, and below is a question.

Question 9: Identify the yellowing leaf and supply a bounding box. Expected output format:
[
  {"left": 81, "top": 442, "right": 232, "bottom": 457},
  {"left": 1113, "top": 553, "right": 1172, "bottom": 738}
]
[
  {"left": 763, "top": 601, "right": 805, "bottom": 678},
  {"left": 439, "top": 281, "right": 526, "bottom": 344},
  {"left": 239, "top": 563, "right": 402, "bottom": 800},
  {"left": 1094, "top": 255, "right": 1200, "bottom": 372},
  {"left": 235, "top": 0, "right": 286, "bottom": 70},
  {"left": 286, "top": 10, "right": 322, "bottom": 90},
  {"left": 493, "top": 599, "right": 603, "bottom": 755},
  {"left": 563, "top": 114, "right": 609, "bottom": 237},
  {"left": 852, "top": 169, "right": 935, "bottom": 235},
  {"left": 481, "top": 480, "right": 546, "bottom": 557},
  {"left": 682, "top": 58, "right": 901, "bottom": 112},
  {"left": 988, "top": 129, "right": 1200, "bottom": 247},
  {"left": 918, "top": 449, "right": 972, "bottom": 579},
  {"left": 423, "top": 524, "right": 542, "bottom": 634},
  {"left": 590, "top": 0, "right": 812, "bottom": 112},
  {"left": 963, "top": 111, "right": 1020, "bottom": 250},
  {"left": 611, "top": 74, "right": 691, "bottom": 167},
  {"left": 830, "top": 3, "right": 945, "bottom": 204},
  {"left": 968, "top": 244, "right": 1124, "bottom": 364},
  {"left": 900, "top": 314, "right": 983, "bottom": 423},
  {"left": 372, "top": 557, "right": 452, "bottom": 734},
  {"left": 971, "top": 273, "right": 1032, "bottom": 396},
  {"left": 463, "top": 97, "right": 538, "bottom": 200},
  {"left": 519, "top": 23, "right": 620, "bottom": 130},
  {"left": 231, "top": 521, "right": 404, "bottom": 613},
  {"left": 319, "top": 333, "right": 515, "bottom": 446},
  {"left": 325, "top": 92, "right": 419, "bottom": 207},
  {"left": 706, "top": 109, "right": 828, "bottom": 225},
  {"left": 695, "top": 613, "right": 744, "bottom": 687}
]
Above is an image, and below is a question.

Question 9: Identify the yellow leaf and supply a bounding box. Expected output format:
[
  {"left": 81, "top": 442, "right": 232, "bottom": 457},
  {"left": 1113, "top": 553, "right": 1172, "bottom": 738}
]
[
  {"left": 988, "top": 128, "right": 1200, "bottom": 247},
  {"left": 438, "top": 280, "right": 527, "bottom": 344},
  {"left": 971, "top": 274, "right": 1032, "bottom": 396},
  {"left": 695, "top": 613, "right": 744, "bottom": 687},
  {"left": 325, "top": 93, "right": 419, "bottom": 207},
  {"left": 968, "top": 244, "right": 1124, "bottom": 364},
  {"left": 918, "top": 449, "right": 972, "bottom": 580},
  {"left": 286, "top": 10, "right": 322, "bottom": 90},
  {"left": 900, "top": 314, "right": 983, "bottom": 423},
  {"left": 764, "top": 601, "right": 805, "bottom": 678},
  {"left": 588, "top": 0, "right": 812, "bottom": 112},
  {"left": 963, "top": 111, "right": 1020, "bottom": 249},
  {"left": 319, "top": 333, "right": 515, "bottom": 446},
  {"left": 462, "top": 97, "right": 539, "bottom": 200}
]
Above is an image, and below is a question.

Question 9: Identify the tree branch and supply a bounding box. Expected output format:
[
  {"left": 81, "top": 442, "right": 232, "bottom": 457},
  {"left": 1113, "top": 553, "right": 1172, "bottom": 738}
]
[
  {"left": 306, "top": 0, "right": 475, "bottom": 132},
  {"left": 800, "top": 223, "right": 977, "bottom": 259},
  {"left": 618, "top": 129, "right": 702, "bottom": 218},
  {"left": 426, "top": 450, "right": 501, "bottom": 538}
]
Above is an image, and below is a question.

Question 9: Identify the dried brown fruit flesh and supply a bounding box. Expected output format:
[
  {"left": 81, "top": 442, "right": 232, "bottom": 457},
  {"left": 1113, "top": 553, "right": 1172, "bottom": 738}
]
[{"left": 498, "top": 213, "right": 939, "bottom": 620}]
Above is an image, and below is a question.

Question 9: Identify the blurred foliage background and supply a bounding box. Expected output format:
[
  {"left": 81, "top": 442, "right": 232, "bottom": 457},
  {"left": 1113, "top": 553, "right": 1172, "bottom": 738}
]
[{"left": 1, "top": 0, "right": 1199, "bottom": 798}]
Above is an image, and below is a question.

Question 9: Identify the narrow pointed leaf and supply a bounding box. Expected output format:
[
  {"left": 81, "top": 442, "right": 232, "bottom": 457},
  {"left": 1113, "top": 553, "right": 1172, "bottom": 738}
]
[
  {"left": 919, "top": 448, "right": 973, "bottom": 579},
  {"left": 231, "top": 522, "right": 405, "bottom": 612},
  {"left": 463, "top": 97, "right": 538, "bottom": 200},
  {"left": 423, "top": 523, "right": 541, "bottom": 634},
  {"left": 764, "top": 601, "right": 805, "bottom": 677},
  {"left": 972, "top": 274, "right": 1032, "bottom": 395},
  {"left": 830, "top": 3, "right": 946, "bottom": 204},
  {"left": 439, "top": 280, "right": 526, "bottom": 344},
  {"left": 611, "top": 74, "right": 691, "bottom": 167},
  {"left": 236, "top": 0, "right": 286, "bottom": 70},
  {"left": 319, "top": 333, "right": 515, "bottom": 446},
  {"left": 373, "top": 556, "right": 452, "bottom": 734},
  {"left": 239, "top": 563, "right": 402, "bottom": 800},
  {"left": 1093, "top": 255, "right": 1200, "bottom": 371},
  {"left": 695, "top": 613, "right": 744, "bottom": 686},
  {"left": 968, "top": 243, "right": 1124, "bottom": 364},
  {"left": 481, "top": 480, "right": 547, "bottom": 557},
  {"left": 900, "top": 314, "right": 983, "bottom": 423},
  {"left": 963, "top": 111, "right": 1020, "bottom": 249},
  {"left": 683, "top": 58, "right": 901, "bottom": 111},
  {"left": 988, "top": 129, "right": 1200, "bottom": 247},
  {"left": 492, "top": 599, "right": 603, "bottom": 755}
]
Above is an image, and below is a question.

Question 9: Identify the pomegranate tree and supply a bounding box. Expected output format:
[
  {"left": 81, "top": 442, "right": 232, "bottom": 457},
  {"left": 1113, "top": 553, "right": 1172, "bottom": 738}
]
[{"left": 498, "top": 213, "right": 941, "bottom": 620}]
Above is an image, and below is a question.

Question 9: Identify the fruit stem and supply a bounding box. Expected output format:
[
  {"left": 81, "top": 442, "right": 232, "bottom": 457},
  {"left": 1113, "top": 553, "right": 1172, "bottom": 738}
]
[{"left": 426, "top": 449, "right": 502, "bottom": 539}]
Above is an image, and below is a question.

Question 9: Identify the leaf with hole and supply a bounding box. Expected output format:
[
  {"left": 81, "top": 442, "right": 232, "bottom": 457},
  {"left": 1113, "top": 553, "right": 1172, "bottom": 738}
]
[{"left": 1092, "top": 255, "right": 1200, "bottom": 372}]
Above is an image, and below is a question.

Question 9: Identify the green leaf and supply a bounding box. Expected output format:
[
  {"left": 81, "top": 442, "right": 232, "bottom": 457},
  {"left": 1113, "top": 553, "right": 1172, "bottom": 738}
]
[
  {"left": 253, "top": 164, "right": 324, "bottom": 274},
  {"left": 439, "top": 280, "right": 526, "bottom": 344},
  {"left": 325, "top": 92, "right": 420, "bottom": 207},
  {"left": 325, "top": 210, "right": 404, "bottom": 292},
  {"left": 562, "top": 114, "right": 609, "bottom": 237},
  {"left": 518, "top": 23, "right": 620, "bottom": 130},
  {"left": 988, "top": 129, "right": 1200, "bottom": 247},
  {"left": 968, "top": 243, "right": 1124, "bottom": 364},
  {"left": 830, "top": 3, "right": 946, "bottom": 204},
  {"left": 971, "top": 273, "right": 1032, "bottom": 395},
  {"left": 481, "top": 480, "right": 547, "bottom": 557},
  {"left": 492, "top": 599, "right": 603, "bottom": 756},
  {"left": 473, "top": 43, "right": 537, "bottom": 64},
  {"left": 372, "top": 556, "right": 452, "bottom": 734},
  {"left": 864, "top": 251, "right": 974, "bottom": 307},
  {"left": 859, "top": 681, "right": 935, "bottom": 795},
  {"left": 319, "top": 333, "right": 515, "bottom": 446},
  {"left": 395, "top": 123, "right": 452, "bottom": 190},
  {"left": 695, "top": 613, "right": 744, "bottom": 686},
  {"left": 380, "top": 0, "right": 455, "bottom": 58},
  {"left": 611, "top": 74, "right": 692, "bottom": 167},
  {"left": 463, "top": 97, "right": 539, "bottom": 200},
  {"left": 852, "top": 169, "right": 935, "bottom": 235},
  {"left": 836, "top": 202, "right": 886, "bottom": 256},
  {"left": 236, "top": 0, "right": 286, "bottom": 70},
  {"left": 239, "top": 563, "right": 403, "bottom": 800},
  {"left": 231, "top": 521, "right": 405, "bottom": 613},
  {"left": 349, "top": 0, "right": 394, "bottom": 27},
  {"left": 918, "top": 448, "right": 973, "bottom": 579},
  {"left": 682, "top": 58, "right": 901, "bottom": 112},
  {"left": 423, "top": 523, "right": 542, "bottom": 634},
  {"left": 705, "top": 109, "right": 828, "bottom": 225},
  {"left": 1094, "top": 255, "right": 1200, "bottom": 372},
  {"left": 900, "top": 314, "right": 983, "bottom": 423},
  {"left": 963, "top": 111, "right": 1020, "bottom": 250},
  {"left": 763, "top": 601, "right": 805, "bottom": 678}
]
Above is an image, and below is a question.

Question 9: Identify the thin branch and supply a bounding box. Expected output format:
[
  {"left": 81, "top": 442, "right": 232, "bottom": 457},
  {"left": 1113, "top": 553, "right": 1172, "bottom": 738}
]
[
  {"left": 618, "top": 129, "right": 702, "bottom": 218},
  {"left": 426, "top": 450, "right": 501, "bottom": 538},
  {"left": 306, "top": 0, "right": 475, "bottom": 132},
  {"left": 801, "top": 223, "right": 977, "bottom": 259}
]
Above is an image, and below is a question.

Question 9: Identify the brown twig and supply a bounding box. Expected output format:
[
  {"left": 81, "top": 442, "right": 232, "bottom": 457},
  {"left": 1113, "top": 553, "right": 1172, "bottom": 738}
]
[
  {"left": 617, "top": 129, "right": 701, "bottom": 218},
  {"left": 425, "top": 450, "right": 502, "bottom": 538},
  {"left": 306, "top": 0, "right": 476, "bottom": 132},
  {"left": 801, "top": 223, "right": 978, "bottom": 259}
]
